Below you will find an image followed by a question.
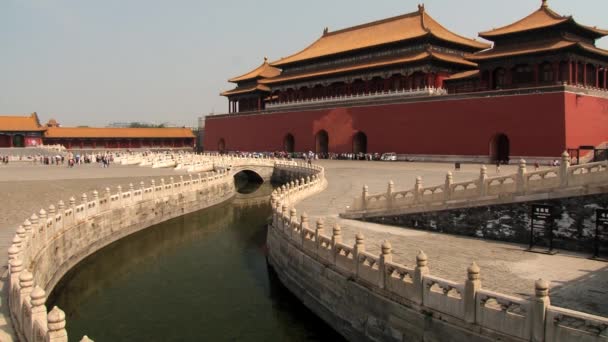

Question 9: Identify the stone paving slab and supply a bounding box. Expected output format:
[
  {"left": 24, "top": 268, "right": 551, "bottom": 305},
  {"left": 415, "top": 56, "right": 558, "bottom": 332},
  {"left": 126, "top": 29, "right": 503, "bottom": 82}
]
[{"left": 297, "top": 160, "right": 608, "bottom": 317}]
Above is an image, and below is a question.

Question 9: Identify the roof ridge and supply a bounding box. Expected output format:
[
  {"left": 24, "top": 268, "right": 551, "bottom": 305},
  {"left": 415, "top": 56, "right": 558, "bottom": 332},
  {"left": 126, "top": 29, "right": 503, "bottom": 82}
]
[
  {"left": 324, "top": 10, "right": 421, "bottom": 37},
  {"left": 423, "top": 12, "right": 486, "bottom": 48}
]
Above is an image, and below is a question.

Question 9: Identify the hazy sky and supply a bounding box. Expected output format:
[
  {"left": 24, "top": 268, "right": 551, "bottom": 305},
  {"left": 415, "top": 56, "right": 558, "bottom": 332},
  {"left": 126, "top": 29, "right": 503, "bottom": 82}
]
[{"left": 1, "top": 0, "right": 607, "bottom": 127}]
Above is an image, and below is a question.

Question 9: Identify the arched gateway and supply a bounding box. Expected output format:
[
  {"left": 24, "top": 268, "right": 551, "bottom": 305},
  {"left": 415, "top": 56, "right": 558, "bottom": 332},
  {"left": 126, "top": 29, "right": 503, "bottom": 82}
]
[
  {"left": 283, "top": 134, "right": 295, "bottom": 153},
  {"left": 490, "top": 134, "right": 510, "bottom": 163},
  {"left": 218, "top": 138, "right": 226, "bottom": 153},
  {"left": 315, "top": 130, "right": 329, "bottom": 155},
  {"left": 352, "top": 132, "right": 367, "bottom": 154}
]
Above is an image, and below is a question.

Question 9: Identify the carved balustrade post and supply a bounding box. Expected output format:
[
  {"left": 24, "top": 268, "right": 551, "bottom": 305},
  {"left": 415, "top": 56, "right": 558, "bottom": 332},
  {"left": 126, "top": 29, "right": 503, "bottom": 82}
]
[
  {"left": 46, "top": 306, "right": 68, "bottom": 342},
  {"left": 315, "top": 219, "right": 325, "bottom": 253},
  {"left": 9, "top": 259, "right": 23, "bottom": 316},
  {"left": 81, "top": 193, "right": 88, "bottom": 217},
  {"left": 387, "top": 181, "right": 394, "bottom": 209},
  {"left": 117, "top": 185, "right": 123, "bottom": 205},
  {"left": 281, "top": 205, "right": 289, "bottom": 232},
  {"left": 414, "top": 177, "right": 423, "bottom": 203},
  {"left": 361, "top": 185, "right": 368, "bottom": 211},
  {"left": 516, "top": 159, "right": 527, "bottom": 193},
  {"left": 30, "top": 286, "right": 47, "bottom": 341},
  {"left": 331, "top": 224, "right": 342, "bottom": 264},
  {"left": 379, "top": 241, "right": 392, "bottom": 289},
  {"left": 464, "top": 262, "right": 481, "bottom": 323},
  {"left": 289, "top": 208, "right": 298, "bottom": 238},
  {"left": 300, "top": 213, "right": 309, "bottom": 245},
  {"left": 19, "top": 270, "right": 33, "bottom": 331},
  {"left": 479, "top": 165, "right": 488, "bottom": 196},
  {"left": 559, "top": 151, "right": 570, "bottom": 187},
  {"left": 38, "top": 209, "right": 47, "bottom": 246},
  {"left": 413, "top": 250, "right": 429, "bottom": 305},
  {"left": 353, "top": 233, "right": 365, "bottom": 277},
  {"left": 531, "top": 279, "right": 550, "bottom": 342},
  {"left": 445, "top": 172, "right": 453, "bottom": 201}
]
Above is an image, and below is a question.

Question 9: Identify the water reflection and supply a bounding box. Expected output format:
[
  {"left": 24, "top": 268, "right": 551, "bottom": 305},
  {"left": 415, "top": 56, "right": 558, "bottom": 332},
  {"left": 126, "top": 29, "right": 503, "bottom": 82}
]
[{"left": 48, "top": 183, "right": 344, "bottom": 342}]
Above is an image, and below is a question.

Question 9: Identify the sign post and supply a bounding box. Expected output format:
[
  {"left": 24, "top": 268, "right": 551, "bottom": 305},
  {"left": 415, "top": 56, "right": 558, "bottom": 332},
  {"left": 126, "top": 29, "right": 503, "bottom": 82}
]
[
  {"left": 530, "top": 204, "right": 554, "bottom": 254},
  {"left": 594, "top": 209, "right": 608, "bottom": 259}
]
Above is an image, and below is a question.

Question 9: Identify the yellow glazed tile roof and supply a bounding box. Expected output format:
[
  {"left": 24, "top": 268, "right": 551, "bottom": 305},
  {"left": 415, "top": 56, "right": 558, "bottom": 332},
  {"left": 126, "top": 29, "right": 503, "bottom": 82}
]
[
  {"left": 0, "top": 113, "right": 44, "bottom": 131},
  {"left": 271, "top": 5, "right": 488, "bottom": 67},
  {"left": 479, "top": 0, "right": 608, "bottom": 39},
  {"left": 469, "top": 38, "right": 608, "bottom": 60},
  {"left": 220, "top": 84, "right": 271, "bottom": 96},
  {"left": 261, "top": 51, "right": 476, "bottom": 85},
  {"left": 44, "top": 127, "right": 195, "bottom": 139},
  {"left": 228, "top": 58, "right": 281, "bottom": 83}
]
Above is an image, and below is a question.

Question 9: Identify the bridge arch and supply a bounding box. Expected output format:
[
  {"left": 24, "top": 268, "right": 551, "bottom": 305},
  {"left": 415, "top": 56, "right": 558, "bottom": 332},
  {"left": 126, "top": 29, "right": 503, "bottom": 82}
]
[
  {"left": 315, "top": 130, "right": 329, "bottom": 155},
  {"left": 233, "top": 169, "right": 264, "bottom": 194},
  {"left": 284, "top": 133, "right": 295, "bottom": 153},
  {"left": 490, "top": 133, "right": 510, "bottom": 163},
  {"left": 352, "top": 131, "right": 367, "bottom": 154}
]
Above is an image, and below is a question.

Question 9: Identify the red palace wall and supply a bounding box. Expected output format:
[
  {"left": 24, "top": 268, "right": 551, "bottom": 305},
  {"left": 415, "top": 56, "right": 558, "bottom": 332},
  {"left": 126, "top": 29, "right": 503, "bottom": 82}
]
[
  {"left": 204, "top": 92, "right": 596, "bottom": 158},
  {"left": 564, "top": 92, "right": 608, "bottom": 156}
]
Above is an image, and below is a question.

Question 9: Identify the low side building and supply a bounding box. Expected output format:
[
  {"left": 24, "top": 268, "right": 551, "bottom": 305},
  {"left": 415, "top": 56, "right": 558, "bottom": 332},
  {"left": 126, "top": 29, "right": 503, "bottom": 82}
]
[
  {"left": 0, "top": 113, "right": 45, "bottom": 147},
  {"left": 0, "top": 114, "right": 195, "bottom": 150}
]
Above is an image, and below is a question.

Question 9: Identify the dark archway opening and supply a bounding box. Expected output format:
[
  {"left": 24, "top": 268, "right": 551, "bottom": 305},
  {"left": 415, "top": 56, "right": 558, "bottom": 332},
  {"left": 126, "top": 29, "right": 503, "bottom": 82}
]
[
  {"left": 491, "top": 134, "right": 510, "bottom": 163},
  {"left": 234, "top": 170, "right": 264, "bottom": 194},
  {"left": 352, "top": 132, "right": 367, "bottom": 154},
  {"left": 218, "top": 138, "right": 226, "bottom": 153},
  {"left": 12, "top": 134, "right": 25, "bottom": 148},
  {"left": 284, "top": 134, "right": 295, "bottom": 153},
  {"left": 0, "top": 135, "right": 10, "bottom": 148},
  {"left": 315, "top": 130, "right": 329, "bottom": 156}
]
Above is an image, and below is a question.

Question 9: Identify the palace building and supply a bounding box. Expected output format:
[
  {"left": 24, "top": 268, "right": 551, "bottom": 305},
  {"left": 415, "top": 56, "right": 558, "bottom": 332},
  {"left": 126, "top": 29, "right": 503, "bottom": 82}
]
[
  {"left": 205, "top": 1, "right": 608, "bottom": 162},
  {"left": 0, "top": 113, "right": 195, "bottom": 149}
]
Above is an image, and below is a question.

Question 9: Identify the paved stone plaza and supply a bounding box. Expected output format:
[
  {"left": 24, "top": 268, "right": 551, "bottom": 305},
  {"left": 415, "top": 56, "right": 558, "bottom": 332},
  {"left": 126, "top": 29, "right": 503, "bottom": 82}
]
[{"left": 297, "top": 160, "right": 608, "bottom": 317}]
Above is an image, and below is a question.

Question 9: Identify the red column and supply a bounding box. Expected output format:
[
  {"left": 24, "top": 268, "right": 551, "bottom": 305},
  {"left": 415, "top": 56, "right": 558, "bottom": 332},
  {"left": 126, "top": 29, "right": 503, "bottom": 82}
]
[
  {"left": 426, "top": 73, "right": 434, "bottom": 88},
  {"left": 383, "top": 78, "right": 390, "bottom": 91},
  {"left": 488, "top": 70, "right": 493, "bottom": 90},
  {"left": 552, "top": 62, "right": 559, "bottom": 83},
  {"left": 574, "top": 62, "right": 579, "bottom": 84},
  {"left": 583, "top": 63, "right": 587, "bottom": 86},
  {"left": 604, "top": 69, "right": 607, "bottom": 89},
  {"left": 595, "top": 66, "right": 600, "bottom": 88},
  {"left": 228, "top": 101, "right": 231, "bottom": 113},
  {"left": 257, "top": 97, "right": 261, "bottom": 110},
  {"left": 568, "top": 61, "right": 573, "bottom": 84}
]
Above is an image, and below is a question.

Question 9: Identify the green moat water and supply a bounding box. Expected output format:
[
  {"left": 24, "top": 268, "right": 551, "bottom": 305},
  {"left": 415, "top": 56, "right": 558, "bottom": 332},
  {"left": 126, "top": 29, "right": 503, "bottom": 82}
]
[{"left": 48, "top": 183, "right": 344, "bottom": 341}]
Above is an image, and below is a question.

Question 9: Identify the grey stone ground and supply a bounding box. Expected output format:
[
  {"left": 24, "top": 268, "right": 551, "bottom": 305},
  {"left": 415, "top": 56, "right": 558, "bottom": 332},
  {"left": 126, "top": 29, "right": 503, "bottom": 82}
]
[
  {"left": 297, "top": 160, "right": 608, "bottom": 318},
  {"left": 0, "top": 160, "right": 605, "bottom": 341}
]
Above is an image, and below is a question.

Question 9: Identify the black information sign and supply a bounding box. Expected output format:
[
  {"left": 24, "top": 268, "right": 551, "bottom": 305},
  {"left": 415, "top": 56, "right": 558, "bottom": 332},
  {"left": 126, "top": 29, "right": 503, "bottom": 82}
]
[
  {"left": 530, "top": 204, "right": 554, "bottom": 252},
  {"left": 594, "top": 209, "right": 608, "bottom": 258}
]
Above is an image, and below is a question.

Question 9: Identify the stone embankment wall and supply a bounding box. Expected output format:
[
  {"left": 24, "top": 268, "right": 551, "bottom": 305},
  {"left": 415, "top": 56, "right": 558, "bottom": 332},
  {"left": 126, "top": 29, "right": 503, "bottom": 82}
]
[
  {"left": 267, "top": 165, "right": 608, "bottom": 341},
  {"left": 5, "top": 155, "right": 320, "bottom": 342},
  {"left": 366, "top": 192, "right": 608, "bottom": 253}
]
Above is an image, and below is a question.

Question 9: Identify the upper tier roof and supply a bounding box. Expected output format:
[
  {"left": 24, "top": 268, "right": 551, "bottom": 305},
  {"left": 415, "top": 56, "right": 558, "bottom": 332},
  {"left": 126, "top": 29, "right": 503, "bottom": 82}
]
[
  {"left": 479, "top": 0, "right": 608, "bottom": 40},
  {"left": 44, "top": 127, "right": 195, "bottom": 139},
  {"left": 271, "top": 5, "right": 489, "bottom": 67},
  {"left": 468, "top": 37, "right": 608, "bottom": 61},
  {"left": 221, "top": 84, "right": 271, "bottom": 97},
  {"left": 229, "top": 58, "right": 281, "bottom": 83},
  {"left": 261, "top": 50, "right": 476, "bottom": 85},
  {"left": 0, "top": 113, "right": 44, "bottom": 132}
]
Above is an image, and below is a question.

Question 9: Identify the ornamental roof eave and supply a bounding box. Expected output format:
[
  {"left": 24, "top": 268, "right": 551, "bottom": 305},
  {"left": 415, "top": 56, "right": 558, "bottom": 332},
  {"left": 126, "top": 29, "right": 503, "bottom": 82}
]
[
  {"left": 220, "top": 84, "right": 271, "bottom": 97},
  {"left": 270, "top": 6, "right": 488, "bottom": 68},
  {"left": 261, "top": 51, "right": 477, "bottom": 85},
  {"left": 468, "top": 38, "right": 608, "bottom": 61},
  {"left": 478, "top": 1, "right": 608, "bottom": 40},
  {"left": 228, "top": 58, "right": 282, "bottom": 83}
]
